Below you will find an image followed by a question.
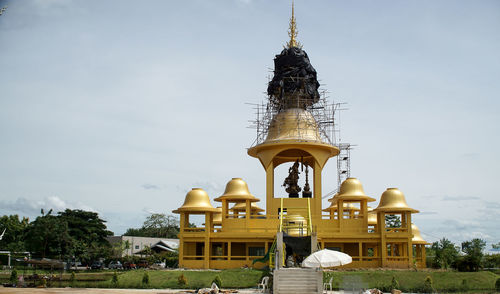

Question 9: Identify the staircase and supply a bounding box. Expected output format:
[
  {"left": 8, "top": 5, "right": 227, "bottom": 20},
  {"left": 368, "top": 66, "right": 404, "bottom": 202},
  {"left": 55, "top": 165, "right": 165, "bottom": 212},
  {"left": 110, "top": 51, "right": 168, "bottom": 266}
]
[{"left": 273, "top": 268, "right": 322, "bottom": 294}]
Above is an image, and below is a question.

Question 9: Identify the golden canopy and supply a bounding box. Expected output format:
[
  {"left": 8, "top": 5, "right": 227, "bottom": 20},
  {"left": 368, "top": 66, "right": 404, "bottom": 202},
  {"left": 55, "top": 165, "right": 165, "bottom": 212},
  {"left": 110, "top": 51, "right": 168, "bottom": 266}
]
[
  {"left": 173, "top": 188, "right": 218, "bottom": 213},
  {"left": 231, "top": 202, "right": 265, "bottom": 213},
  {"left": 411, "top": 223, "right": 429, "bottom": 244},
  {"left": 214, "top": 178, "right": 260, "bottom": 202},
  {"left": 335, "top": 177, "right": 376, "bottom": 202},
  {"left": 264, "top": 108, "right": 323, "bottom": 143},
  {"left": 374, "top": 188, "right": 419, "bottom": 213},
  {"left": 322, "top": 201, "right": 360, "bottom": 212}
]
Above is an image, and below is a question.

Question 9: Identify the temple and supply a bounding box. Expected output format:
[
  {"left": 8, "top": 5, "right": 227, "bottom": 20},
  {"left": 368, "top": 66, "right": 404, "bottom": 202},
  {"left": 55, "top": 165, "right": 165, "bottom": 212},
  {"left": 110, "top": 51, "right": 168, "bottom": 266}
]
[{"left": 173, "top": 4, "right": 429, "bottom": 270}]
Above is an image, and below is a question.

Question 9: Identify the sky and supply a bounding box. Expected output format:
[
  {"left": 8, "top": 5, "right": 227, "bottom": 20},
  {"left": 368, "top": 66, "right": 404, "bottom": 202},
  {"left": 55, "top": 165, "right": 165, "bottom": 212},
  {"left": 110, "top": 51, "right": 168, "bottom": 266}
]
[{"left": 0, "top": 0, "right": 499, "bottom": 252}]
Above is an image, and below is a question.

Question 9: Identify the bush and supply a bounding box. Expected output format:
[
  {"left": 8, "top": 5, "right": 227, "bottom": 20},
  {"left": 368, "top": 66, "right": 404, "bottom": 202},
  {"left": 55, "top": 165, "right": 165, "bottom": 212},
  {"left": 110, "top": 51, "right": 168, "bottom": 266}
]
[
  {"left": 142, "top": 271, "right": 150, "bottom": 287},
  {"left": 111, "top": 271, "right": 119, "bottom": 287},
  {"left": 461, "top": 279, "right": 468, "bottom": 291},
  {"left": 423, "top": 276, "right": 435, "bottom": 293},
  {"left": 212, "top": 275, "right": 222, "bottom": 288},
  {"left": 390, "top": 276, "right": 399, "bottom": 290},
  {"left": 178, "top": 273, "right": 188, "bottom": 286},
  {"left": 495, "top": 278, "right": 500, "bottom": 291},
  {"left": 70, "top": 271, "right": 76, "bottom": 287},
  {"left": 9, "top": 269, "right": 18, "bottom": 284}
]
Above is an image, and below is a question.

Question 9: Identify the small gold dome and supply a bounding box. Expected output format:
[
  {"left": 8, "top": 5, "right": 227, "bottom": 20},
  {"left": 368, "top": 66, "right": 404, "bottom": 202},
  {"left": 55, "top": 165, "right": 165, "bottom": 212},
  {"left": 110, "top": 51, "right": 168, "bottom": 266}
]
[
  {"left": 284, "top": 214, "right": 308, "bottom": 237},
  {"left": 412, "top": 223, "right": 428, "bottom": 244},
  {"left": 374, "top": 188, "right": 419, "bottom": 213},
  {"left": 322, "top": 201, "right": 360, "bottom": 212},
  {"left": 214, "top": 178, "right": 259, "bottom": 202},
  {"left": 327, "top": 193, "right": 339, "bottom": 203},
  {"left": 264, "top": 108, "right": 323, "bottom": 143},
  {"left": 173, "top": 188, "right": 218, "bottom": 213},
  {"left": 336, "top": 178, "right": 376, "bottom": 202},
  {"left": 231, "top": 202, "right": 265, "bottom": 213}
]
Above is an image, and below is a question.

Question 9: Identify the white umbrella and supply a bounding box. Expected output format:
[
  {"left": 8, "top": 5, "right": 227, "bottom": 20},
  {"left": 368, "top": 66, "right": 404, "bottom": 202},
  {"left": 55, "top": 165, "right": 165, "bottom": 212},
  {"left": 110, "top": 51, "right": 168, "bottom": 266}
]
[{"left": 302, "top": 249, "right": 352, "bottom": 268}]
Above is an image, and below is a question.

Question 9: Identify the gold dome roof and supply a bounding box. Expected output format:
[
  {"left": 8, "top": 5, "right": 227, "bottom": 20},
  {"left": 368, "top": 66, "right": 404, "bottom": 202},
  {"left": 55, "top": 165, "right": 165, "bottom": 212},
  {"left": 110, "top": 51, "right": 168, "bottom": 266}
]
[
  {"left": 322, "top": 201, "right": 360, "bottom": 212},
  {"left": 173, "top": 188, "right": 218, "bottom": 213},
  {"left": 202, "top": 207, "right": 222, "bottom": 226},
  {"left": 327, "top": 193, "right": 339, "bottom": 203},
  {"left": 411, "top": 223, "right": 429, "bottom": 244},
  {"left": 336, "top": 178, "right": 376, "bottom": 202},
  {"left": 231, "top": 202, "right": 265, "bottom": 213},
  {"left": 214, "top": 178, "right": 259, "bottom": 202},
  {"left": 284, "top": 214, "right": 308, "bottom": 237},
  {"left": 374, "top": 188, "right": 419, "bottom": 213},
  {"left": 264, "top": 108, "right": 323, "bottom": 143}
]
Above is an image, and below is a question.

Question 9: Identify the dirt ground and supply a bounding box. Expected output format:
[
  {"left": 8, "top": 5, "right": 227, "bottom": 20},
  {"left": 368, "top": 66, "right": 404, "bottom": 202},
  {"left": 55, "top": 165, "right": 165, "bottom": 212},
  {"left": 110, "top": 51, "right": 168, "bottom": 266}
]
[{"left": 0, "top": 287, "right": 264, "bottom": 294}]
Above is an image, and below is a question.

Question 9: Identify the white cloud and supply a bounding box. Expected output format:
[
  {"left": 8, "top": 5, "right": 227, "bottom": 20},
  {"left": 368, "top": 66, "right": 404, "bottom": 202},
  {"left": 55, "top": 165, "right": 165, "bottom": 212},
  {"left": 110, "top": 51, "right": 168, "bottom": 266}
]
[{"left": 0, "top": 196, "right": 97, "bottom": 217}]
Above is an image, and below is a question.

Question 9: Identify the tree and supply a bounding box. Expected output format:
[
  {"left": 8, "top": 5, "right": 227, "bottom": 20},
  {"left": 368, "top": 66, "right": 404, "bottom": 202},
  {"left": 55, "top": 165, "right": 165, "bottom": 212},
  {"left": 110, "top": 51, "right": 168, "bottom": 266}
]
[
  {"left": 431, "top": 238, "right": 459, "bottom": 269},
  {"left": 0, "top": 214, "right": 29, "bottom": 252},
  {"left": 385, "top": 214, "right": 401, "bottom": 228},
  {"left": 125, "top": 213, "right": 180, "bottom": 238},
  {"left": 24, "top": 210, "right": 71, "bottom": 259},
  {"left": 58, "top": 209, "right": 113, "bottom": 263},
  {"left": 460, "top": 238, "right": 486, "bottom": 271}
]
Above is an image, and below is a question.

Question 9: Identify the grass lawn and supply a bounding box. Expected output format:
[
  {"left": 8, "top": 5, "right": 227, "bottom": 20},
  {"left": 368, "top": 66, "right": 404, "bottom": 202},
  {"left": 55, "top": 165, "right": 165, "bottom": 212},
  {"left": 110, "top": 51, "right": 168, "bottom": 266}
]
[
  {"left": 324, "top": 270, "right": 500, "bottom": 292},
  {"left": 1, "top": 268, "right": 499, "bottom": 292}
]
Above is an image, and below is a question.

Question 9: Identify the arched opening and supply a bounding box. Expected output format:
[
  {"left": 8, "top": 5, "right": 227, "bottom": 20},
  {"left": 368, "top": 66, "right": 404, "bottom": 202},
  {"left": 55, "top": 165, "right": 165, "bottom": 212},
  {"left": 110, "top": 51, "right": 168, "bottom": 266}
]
[{"left": 273, "top": 149, "right": 315, "bottom": 199}]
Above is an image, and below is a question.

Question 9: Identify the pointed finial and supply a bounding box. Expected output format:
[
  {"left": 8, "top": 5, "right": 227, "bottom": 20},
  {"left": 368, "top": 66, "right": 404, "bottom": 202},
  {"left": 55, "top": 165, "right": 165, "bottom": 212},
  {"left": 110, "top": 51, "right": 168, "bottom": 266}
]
[{"left": 287, "top": 1, "right": 301, "bottom": 48}]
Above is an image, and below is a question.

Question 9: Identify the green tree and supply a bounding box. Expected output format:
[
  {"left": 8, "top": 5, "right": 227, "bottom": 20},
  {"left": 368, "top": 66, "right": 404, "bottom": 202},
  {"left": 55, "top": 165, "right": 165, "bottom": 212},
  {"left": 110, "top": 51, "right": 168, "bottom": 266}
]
[
  {"left": 125, "top": 213, "right": 179, "bottom": 238},
  {"left": 58, "top": 209, "right": 113, "bottom": 263},
  {"left": 431, "top": 238, "right": 459, "bottom": 269},
  {"left": 460, "top": 238, "right": 486, "bottom": 271},
  {"left": 0, "top": 214, "right": 29, "bottom": 252},
  {"left": 24, "top": 210, "right": 71, "bottom": 259},
  {"left": 385, "top": 214, "right": 401, "bottom": 228}
]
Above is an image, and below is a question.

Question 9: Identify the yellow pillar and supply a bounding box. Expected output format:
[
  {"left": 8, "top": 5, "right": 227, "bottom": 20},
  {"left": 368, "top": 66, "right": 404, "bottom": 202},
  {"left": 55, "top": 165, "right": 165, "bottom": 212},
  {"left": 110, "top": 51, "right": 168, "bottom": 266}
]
[
  {"left": 313, "top": 162, "right": 322, "bottom": 218},
  {"left": 245, "top": 199, "right": 251, "bottom": 228},
  {"left": 379, "top": 212, "right": 387, "bottom": 267},
  {"left": 407, "top": 213, "right": 413, "bottom": 268},
  {"left": 204, "top": 212, "right": 212, "bottom": 269},
  {"left": 266, "top": 163, "right": 274, "bottom": 215}
]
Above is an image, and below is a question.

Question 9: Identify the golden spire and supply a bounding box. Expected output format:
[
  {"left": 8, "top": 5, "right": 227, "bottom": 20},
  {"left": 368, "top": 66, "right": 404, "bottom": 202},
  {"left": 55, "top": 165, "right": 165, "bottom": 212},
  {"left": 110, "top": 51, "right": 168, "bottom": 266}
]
[{"left": 287, "top": 1, "right": 301, "bottom": 48}]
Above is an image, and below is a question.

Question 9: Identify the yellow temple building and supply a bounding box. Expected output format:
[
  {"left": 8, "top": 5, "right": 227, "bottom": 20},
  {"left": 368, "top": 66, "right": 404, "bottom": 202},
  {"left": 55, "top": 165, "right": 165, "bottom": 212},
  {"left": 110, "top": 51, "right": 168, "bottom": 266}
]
[{"left": 173, "top": 5, "right": 429, "bottom": 270}]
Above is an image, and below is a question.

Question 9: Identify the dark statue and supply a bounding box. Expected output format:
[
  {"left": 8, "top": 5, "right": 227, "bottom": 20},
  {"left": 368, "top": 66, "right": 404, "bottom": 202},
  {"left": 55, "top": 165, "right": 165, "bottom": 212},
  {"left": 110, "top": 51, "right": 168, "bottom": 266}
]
[
  {"left": 267, "top": 47, "right": 320, "bottom": 110},
  {"left": 283, "top": 160, "right": 301, "bottom": 198}
]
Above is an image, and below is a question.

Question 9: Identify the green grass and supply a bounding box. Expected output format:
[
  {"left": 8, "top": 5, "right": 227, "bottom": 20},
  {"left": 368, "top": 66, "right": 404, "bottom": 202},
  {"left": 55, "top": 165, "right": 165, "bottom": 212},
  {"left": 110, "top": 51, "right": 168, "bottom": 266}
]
[
  {"left": 109, "top": 269, "right": 263, "bottom": 289},
  {"left": 1, "top": 268, "right": 498, "bottom": 292},
  {"left": 324, "top": 270, "right": 499, "bottom": 292}
]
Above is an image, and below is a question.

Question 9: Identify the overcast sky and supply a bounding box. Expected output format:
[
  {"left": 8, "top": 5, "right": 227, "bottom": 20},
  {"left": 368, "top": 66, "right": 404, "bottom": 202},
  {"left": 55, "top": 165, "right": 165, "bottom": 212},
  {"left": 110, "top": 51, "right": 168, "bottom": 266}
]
[{"left": 0, "top": 0, "right": 499, "bottom": 251}]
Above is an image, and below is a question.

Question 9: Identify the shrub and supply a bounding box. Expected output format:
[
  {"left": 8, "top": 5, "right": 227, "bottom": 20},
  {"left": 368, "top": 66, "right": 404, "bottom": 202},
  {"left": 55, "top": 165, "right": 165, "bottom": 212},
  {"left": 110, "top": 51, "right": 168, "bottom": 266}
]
[
  {"left": 142, "top": 271, "right": 150, "bottom": 287},
  {"left": 70, "top": 271, "right": 76, "bottom": 287},
  {"left": 212, "top": 275, "right": 222, "bottom": 288},
  {"left": 178, "top": 273, "right": 188, "bottom": 286},
  {"left": 423, "top": 276, "right": 435, "bottom": 293},
  {"left": 9, "top": 269, "right": 18, "bottom": 284},
  {"left": 461, "top": 279, "right": 468, "bottom": 291},
  {"left": 390, "top": 276, "right": 399, "bottom": 290},
  {"left": 111, "top": 271, "right": 119, "bottom": 287},
  {"left": 495, "top": 278, "right": 500, "bottom": 291}
]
